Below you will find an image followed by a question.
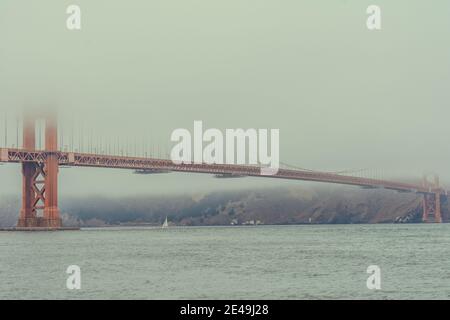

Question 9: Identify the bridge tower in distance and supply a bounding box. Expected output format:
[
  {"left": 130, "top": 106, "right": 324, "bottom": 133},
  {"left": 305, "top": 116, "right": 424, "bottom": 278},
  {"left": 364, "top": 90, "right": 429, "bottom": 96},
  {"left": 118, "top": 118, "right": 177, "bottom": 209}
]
[
  {"left": 422, "top": 174, "right": 443, "bottom": 223},
  {"left": 17, "top": 112, "right": 61, "bottom": 228}
]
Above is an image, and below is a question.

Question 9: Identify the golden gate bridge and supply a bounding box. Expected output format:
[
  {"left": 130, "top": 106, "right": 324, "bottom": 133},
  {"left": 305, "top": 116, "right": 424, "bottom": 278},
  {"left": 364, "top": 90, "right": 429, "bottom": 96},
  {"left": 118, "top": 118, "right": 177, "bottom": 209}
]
[{"left": 0, "top": 111, "right": 447, "bottom": 229}]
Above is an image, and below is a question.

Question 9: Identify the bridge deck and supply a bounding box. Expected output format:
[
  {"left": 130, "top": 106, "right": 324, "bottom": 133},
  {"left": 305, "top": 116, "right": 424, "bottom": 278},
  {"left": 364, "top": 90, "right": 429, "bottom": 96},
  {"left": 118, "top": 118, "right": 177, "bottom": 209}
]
[{"left": 0, "top": 148, "right": 446, "bottom": 195}]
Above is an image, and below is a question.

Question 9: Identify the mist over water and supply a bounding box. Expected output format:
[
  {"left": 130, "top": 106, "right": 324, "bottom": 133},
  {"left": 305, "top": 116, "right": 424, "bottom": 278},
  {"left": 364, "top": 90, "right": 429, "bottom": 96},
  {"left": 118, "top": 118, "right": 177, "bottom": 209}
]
[{"left": 1, "top": 224, "right": 450, "bottom": 299}]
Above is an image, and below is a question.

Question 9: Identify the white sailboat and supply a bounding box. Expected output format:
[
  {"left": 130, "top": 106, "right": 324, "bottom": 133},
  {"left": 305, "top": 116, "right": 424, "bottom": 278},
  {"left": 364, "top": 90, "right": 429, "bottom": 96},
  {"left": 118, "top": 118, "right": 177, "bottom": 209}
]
[{"left": 162, "top": 216, "right": 169, "bottom": 228}]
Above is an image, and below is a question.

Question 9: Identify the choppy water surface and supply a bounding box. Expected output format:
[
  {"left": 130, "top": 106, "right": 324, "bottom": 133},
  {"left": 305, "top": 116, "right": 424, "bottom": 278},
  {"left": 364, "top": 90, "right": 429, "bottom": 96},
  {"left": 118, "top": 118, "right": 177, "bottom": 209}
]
[{"left": 1, "top": 224, "right": 450, "bottom": 299}]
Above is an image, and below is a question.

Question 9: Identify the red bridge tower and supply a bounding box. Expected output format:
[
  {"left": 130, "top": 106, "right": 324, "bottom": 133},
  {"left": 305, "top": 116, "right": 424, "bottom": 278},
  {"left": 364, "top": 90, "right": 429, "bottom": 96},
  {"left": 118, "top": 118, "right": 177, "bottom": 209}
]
[
  {"left": 422, "top": 174, "right": 443, "bottom": 223},
  {"left": 17, "top": 112, "right": 61, "bottom": 228}
]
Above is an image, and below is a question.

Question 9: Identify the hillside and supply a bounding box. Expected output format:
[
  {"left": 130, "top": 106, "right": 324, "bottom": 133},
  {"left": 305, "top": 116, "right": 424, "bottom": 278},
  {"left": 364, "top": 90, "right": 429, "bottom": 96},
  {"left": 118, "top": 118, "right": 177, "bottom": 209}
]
[{"left": 1, "top": 185, "right": 443, "bottom": 227}]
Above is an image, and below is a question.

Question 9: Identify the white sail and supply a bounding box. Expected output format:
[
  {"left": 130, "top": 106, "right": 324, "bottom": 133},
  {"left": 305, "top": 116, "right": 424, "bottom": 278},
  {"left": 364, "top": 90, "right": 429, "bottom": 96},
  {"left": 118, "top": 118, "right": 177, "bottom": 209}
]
[{"left": 162, "top": 217, "right": 169, "bottom": 228}]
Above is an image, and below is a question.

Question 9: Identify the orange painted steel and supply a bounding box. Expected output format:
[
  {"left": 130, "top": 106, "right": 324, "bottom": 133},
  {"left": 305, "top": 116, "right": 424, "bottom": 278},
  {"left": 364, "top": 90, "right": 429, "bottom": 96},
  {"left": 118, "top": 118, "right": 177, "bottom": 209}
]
[
  {"left": 1, "top": 147, "right": 447, "bottom": 227},
  {"left": 15, "top": 113, "right": 61, "bottom": 228},
  {"left": 1, "top": 117, "right": 447, "bottom": 227}
]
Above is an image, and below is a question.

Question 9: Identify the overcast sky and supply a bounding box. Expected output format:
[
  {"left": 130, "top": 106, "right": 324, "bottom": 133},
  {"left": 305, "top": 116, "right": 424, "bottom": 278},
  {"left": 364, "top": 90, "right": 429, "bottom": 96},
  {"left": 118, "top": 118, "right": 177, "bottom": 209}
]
[{"left": 1, "top": 0, "right": 449, "bottom": 196}]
